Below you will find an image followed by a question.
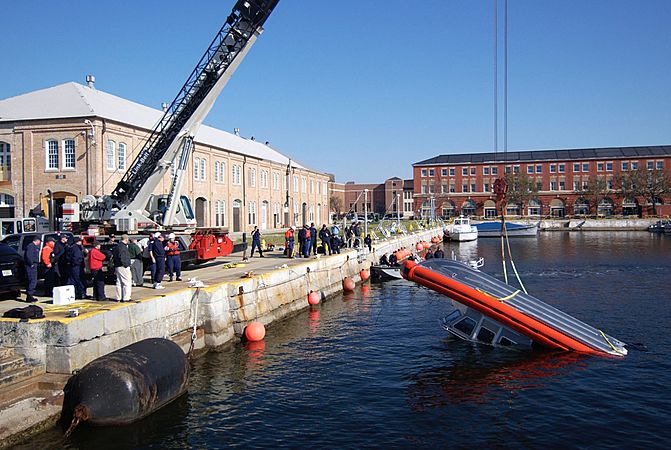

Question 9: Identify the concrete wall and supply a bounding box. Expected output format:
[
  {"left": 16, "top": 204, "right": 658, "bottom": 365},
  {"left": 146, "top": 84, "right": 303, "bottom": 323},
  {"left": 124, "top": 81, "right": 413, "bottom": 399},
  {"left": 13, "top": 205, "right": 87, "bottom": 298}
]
[
  {"left": 540, "top": 218, "right": 656, "bottom": 231},
  {"left": 0, "top": 228, "right": 441, "bottom": 374}
]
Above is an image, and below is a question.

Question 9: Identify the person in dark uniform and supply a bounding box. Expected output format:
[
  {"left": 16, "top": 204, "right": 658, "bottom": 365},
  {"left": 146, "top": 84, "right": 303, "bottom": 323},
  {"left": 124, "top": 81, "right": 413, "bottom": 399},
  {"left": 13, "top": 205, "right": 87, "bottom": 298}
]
[
  {"left": 310, "top": 223, "right": 318, "bottom": 255},
  {"left": 433, "top": 248, "right": 445, "bottom": 258},
  {"left": 23, "top": 236, "right": 41, "bottom": 302},
  {"left": 297, "top": 226, "right": 307, "bottom": 258},
  {"left": 250, "top": 226, "right": 264, "bottom": 258},
  {"left": 151, "top": 234, "right": 166, "bottom": 289},
  {"left": 53, "top": 234, "right": 70, "bottom": 286},
  {"left": 364, "top": 233, "right": 372, "bottom": 252},
  {"left": 319, "top": 224, "right": 331, "bottom": 255},
  {"left": 67, "top": 237, "right": 86, "bottom": 299}
]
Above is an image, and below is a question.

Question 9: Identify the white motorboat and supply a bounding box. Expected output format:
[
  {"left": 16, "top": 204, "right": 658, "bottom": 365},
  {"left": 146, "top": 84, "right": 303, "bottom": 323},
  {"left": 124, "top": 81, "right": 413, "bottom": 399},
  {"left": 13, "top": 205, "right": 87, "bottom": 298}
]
[{"left": 445, "top": 216, "right": 478, "bottom": 242}]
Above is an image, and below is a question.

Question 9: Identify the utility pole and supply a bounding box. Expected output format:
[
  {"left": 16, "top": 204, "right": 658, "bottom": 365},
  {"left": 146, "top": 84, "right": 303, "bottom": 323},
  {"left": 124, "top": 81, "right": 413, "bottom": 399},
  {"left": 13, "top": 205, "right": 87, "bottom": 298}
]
[
  {"left": 364, "top": 189, "right": 368, "bottom": 238},
  {"left": 396, "top": 192, "right": 400, "bottom": 231}
]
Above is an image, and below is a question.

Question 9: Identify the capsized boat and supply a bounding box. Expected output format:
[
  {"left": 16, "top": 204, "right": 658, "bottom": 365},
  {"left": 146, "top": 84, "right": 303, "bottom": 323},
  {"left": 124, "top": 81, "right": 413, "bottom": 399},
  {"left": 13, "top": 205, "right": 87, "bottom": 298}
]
[
  {"left": 401, "top": 259, "right": 627, "bottom": 357},
  {"left": 474, "top": 221, "right": 539, "bottom": 237},
  {"left": 445, "top": 216, "right": 478, "bottom": 242},
  {"left": 370, "top": 265, "right": 403, "bottom": 281}
]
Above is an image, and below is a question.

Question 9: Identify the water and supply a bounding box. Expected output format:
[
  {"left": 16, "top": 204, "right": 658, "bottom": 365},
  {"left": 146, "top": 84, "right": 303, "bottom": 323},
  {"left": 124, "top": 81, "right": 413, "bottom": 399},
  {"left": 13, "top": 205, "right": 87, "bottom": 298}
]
[{"left": 18, "top": 232, "right": 671, "bottom": 449}]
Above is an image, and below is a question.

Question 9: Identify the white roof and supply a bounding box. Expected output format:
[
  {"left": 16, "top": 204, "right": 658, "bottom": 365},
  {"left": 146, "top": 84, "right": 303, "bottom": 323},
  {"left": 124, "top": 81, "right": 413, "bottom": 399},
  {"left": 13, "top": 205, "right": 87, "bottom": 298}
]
[{"left": 0, "top": 82, "right": 306, "bottom": 169}]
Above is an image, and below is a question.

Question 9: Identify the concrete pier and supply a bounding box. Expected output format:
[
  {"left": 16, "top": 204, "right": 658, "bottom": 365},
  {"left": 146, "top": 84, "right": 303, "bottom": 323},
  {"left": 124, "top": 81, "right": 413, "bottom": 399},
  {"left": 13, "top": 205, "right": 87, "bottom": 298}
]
[{"left": 0, "top": 228, "right": 441, "bottom": 447}]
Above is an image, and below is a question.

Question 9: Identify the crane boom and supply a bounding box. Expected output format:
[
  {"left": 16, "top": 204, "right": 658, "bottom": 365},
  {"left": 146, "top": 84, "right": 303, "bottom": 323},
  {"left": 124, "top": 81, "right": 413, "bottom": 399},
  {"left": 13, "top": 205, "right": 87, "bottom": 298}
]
[{"left": 107, "top": 0, "right": 278, "bottom": 230}]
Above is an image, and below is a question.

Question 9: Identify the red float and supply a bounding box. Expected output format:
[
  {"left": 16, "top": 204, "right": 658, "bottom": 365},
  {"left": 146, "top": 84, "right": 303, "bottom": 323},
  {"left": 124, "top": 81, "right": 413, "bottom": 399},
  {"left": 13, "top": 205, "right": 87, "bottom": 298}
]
[
  {"left": 244, "top": 321, "right": 266, "bottom": 342},
  {"left": 307, "top": 290, "right": 320, "bottom": 305},
  {"left": 359, "top": 269, "right": 370, "bottom": 281},
  {"left": 415, "top": 243, "right": 423, "bottom": 251},
  {"left": 343, "top": 277, "right": 355, "bottom": 291}
]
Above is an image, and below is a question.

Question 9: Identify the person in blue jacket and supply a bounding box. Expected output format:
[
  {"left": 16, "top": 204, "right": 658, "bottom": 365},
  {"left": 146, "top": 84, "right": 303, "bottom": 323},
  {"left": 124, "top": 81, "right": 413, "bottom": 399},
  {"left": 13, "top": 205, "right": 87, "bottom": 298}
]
[
  {"left": 66, "top": 237, "right": 87, "bottom": 299},
  {"left": 250, "top": 226, "right": 264, "bottom": 258},
  {"left": 309, "top": 223, "right": 318, "bottom": 255},
  {"left": 23, "top": 236, "right": 41, "bottom": 302},
  {"left": 151, "top": 234, "right": 166, "bottom": 289}
]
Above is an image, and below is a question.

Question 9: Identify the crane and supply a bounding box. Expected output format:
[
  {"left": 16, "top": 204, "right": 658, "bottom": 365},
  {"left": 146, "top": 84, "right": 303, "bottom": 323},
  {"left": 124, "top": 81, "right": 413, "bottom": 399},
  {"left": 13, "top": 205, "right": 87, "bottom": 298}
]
[{"left": 78, "top": 0, "right": 279, "bottom": 232}]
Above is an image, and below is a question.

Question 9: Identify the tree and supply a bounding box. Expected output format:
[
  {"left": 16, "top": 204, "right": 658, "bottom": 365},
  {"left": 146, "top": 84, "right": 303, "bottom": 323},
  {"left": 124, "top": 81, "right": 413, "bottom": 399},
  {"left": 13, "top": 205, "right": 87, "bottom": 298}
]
[
  {"left": 329, "top": 195, "right": 343, "bottom": 217},
  {"left": 577, "top": 175, "right": 608, "bottom": 216},
  {"left": 503, "top": 172, "right": 538, "bottom": 216},
  {"left": 616, "top": 167, "right": 671, "bottom": 216}
]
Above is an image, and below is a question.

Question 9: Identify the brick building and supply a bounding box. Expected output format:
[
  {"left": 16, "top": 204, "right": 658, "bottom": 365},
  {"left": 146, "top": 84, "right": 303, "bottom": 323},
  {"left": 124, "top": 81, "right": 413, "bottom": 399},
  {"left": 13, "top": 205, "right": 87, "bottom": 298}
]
[
  {"left": 413, "top": 146, "right": 671, "bottom": 218},
  {"left": 0, "top": 81, "right": 330, "bottom": 230},
  {"left": 329, "top": 177, "right": 414, "bottom": 219}
]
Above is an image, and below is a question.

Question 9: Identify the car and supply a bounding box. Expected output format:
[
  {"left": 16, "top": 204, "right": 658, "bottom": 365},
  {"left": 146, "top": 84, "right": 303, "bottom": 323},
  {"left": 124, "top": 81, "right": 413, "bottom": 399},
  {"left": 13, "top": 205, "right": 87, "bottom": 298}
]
[
  {"left": 1, "top": 231, "right": 75, "bottom": 254},
  {"left": 0, "top": 242, "right": 26, "bottom": 299}
]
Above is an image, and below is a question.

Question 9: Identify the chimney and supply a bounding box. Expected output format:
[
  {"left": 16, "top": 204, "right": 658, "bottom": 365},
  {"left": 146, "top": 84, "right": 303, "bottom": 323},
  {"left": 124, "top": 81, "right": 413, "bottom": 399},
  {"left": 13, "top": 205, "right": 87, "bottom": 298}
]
[
  {"left": 234, "top": 128, "right": 240, "bottom": 136},
  {"left": 86, "top": 75, "right": 96, "bottom": 89},
  {"left": 161, "top": 102, "right": 169, "bottom": 112}
]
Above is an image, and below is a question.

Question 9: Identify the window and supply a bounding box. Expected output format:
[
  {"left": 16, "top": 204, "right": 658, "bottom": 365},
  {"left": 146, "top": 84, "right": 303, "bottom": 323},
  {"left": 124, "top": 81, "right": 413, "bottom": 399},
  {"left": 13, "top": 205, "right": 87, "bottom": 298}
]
[
  {"left": 607, "top": 178, "right": 614, "bottom": 190},
  {"left": 429, "top": 168, "right": 434, "bottom": 177},
  {"left": 449, "top": 168, "right": 455, "bottom": 176},
  {"left": 199, "top": 158, "right": 205, "bottom": 180},
  {"left": 647, "top": 160, "right": 654, "bottom": 170},
  {"left": 470, "top": 167, "right": 476, "bottom": 176},
  {"left": 106, "top": 140, "right": 115, "bottom": 171},
  {"left": 550, "top": 164, "right": 556, "bottom": 173},
  {"left": 573, "top": 163, "right": 580, "bottom": 172},
  {"left": 194, "top": 157, "right": 200, "bottom": 180},
  {"left": 449, "top": 183, "right": 455, "bottom": 193},
  {"left": 536, "top": 164, "right": 542, "bottom": 174},
  {"left": 0, "top": 142, "right": 10, "bottom": 172},
  {"left": 499, "top": 336, "right": 515, "bottom": 346},
  {"left": 491, "top": 166, "right": 498, "bottom": 175},
  {"left": 527, "top": 165, "right": 533, "bottom": 175},
  {"left": 606, "top": 162, "right": 613, "bottom": 172},
  {"left": 47, "top": 140, "right": 59, "bottom": 170},
  {"left": 310, "top": 179, "right": 314, "bottom": 193},
  {"left": 249, "top": 168, "right": 256, "bottom": 187},
  {"left": 582, "top": 163, "right": 589, "bottom": 172},
  {"left": 550, "top": 180, "right": 557, "bottom": 191},
  {"left": 64, "top": 139, "right": 75, "bottom": 169},
  {"left": 484, "top": 167, "right": 490, "bottom": 175},
  {"left": 513, "top": 165, "right": 520, "bottom": 174},
  {"left": 453, "top": 317, "right": 477, "bottom": 336},
  {"left": 421, "top": 169, "right": 427, "bottom": 177},
  {"left": 421, "top": 182, "right": 427, "bottom": 194},
  {"left": 293, "top": 175, "right": 298, "bottom": 192},
  {"left": 631, "top": 161, "right": 638, "bottom": 170},
  {"left": 536, "top": 180, "right": 543, "bottom": 191},
  {"left": 215, "top": 200, "right": 226, "bottom": 226},
  {"left": 462, "top": 183, "right": 468, "bottom": 193},
  {"left": 248, "top": 201, "right": 256, "bottom": 225},
  {"left": 471, "top": 182, "right": 476, "bottom": 192},
  {"left": 573, "top": 180, "right": 580, "bottom": 191},
  {"left": 214, "top": 162, "right": 220, "bottom": 182},
  {"left": 597, "top": 162, "right": 604, "bottom": 172},
  {"left": 232, "top": 164, "right": 241, "bottom": 185},
  {"left": 657, "top": 161, "right": 664, "bottom": 170},
  {"left": 272, "top": 172, "right": 279, "bottom": 190},
  {"left": 441, "top": 183, "right": 447, "bottom": 193},
  {"left": 559, "top": 180, "right": 566, "bottom": 190},
  {"left": 117, "top": 142, "right": 126, "bottom": 171},
  {"left": 261, "top": 170, "right": 268, "bottom": 188},
  {"left": 441, "top": 168, "right": 447, "bottom": 176},
  {"left": 558, "top": 164, "right": 565, "bottom": 173},
  {"left": 317, "top": 180, "right": 321, "bottom": 194},
  {"left": 462, "top": 167, "right": 468, "bottom": 176},
  {"left": 621, "top": 162, "right": 629, "bottom": 171},
  {"left": 484, "top": 182, "right": 490, "bottom": 192},
  {"left": 477, "top": 327, "right": 496, "bottom": 344},
  {"left": 505, "top": 166, "right": 511, "bottom": 174},
  {"left": 301, "top": 177, "right": 307, "bottom": 193}
]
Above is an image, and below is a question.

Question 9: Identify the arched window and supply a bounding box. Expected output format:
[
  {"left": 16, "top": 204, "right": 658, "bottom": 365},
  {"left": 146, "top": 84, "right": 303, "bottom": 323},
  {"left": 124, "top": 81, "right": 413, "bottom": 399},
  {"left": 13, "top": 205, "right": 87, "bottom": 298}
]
[
  {"left": 248, "top": 201, "right": 256, "bottom": 225},
  {"left": 118, "top": 142, "right": 126, "bottom": 170},
  {"left": 214, "top": 161, "right": 220, "bottom": 182},
  {"left": 461, "top": 199, "right": 477, "bottom": 216},
  {"left": 597, "top": 197, "right": 614, "bottom": 217},
  {"left": 215, "top": 200, "right": 226, "bottom": 226},
  {"left": 528, "top": 198, "right": 542, "bottom": 216},
  {"left": 106, "top": 140, "right": 115, "bottom": 171},
  {"left": 0, "top": 193, "right": 15, "bottom": 217},
  {"left": 574, "top": 198, "right": 589, "bottom": 215},
  {"left": 0, "top": 141, "right": 11, "bottom": 172},
  {"left": 63, "top": 139, "right": 75, "bottom": 169},
  {"left": 47, "top": 140, "right": 59, "bottom": 170},
  {"left": 194, "top": 157, "right": 200, "bottom": 180}
]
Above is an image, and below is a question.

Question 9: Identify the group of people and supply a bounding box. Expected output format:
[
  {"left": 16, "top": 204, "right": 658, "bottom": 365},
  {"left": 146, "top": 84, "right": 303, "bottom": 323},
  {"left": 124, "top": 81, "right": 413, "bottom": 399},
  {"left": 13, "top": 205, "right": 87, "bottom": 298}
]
[
  {"left": 283, "top": 223, "right": 350, "bottom": 258},
  {"left": 22, "top": 232, "right": 185, "bottom": 303}
]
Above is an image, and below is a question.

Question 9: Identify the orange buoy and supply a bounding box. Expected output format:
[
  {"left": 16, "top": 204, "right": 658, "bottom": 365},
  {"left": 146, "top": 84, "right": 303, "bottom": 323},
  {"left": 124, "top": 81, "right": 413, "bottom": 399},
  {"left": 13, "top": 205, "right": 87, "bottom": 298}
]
[
  {"left": 343, "top": 277, "right": 355, "bottom": 291},
  {"left": 415, "top": 243, "right": 423, "bottom": 251},
  {"left": 308, "top": 290, "right": 320, "bottom": 305},
  {"left": 244, "top": 321, "right": 266, "bottom": 342},
  {"left": 360, "top": 269, "right": 370, "bottom": 281},
  {"left": 422, "top": 241, "right": 430, "bottom": 249},
  {"left": 361, "top": 284, "right": 370, "bottom": 294}
]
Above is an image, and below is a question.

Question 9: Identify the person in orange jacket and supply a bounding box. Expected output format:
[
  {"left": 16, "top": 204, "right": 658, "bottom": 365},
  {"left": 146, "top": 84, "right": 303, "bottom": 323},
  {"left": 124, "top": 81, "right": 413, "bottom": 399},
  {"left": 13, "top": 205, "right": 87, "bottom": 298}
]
[
  {"left": 88, "top": 241, "right": 107, "bottom": 300},
  {"left": 165, "top": 233, "right": 182, "bottom": 282},
  {"left": 41, "top": 238, "right": 57, "bottom": 296},
  {"left": 284, "top": 226, "right": 295, "bottom": 258}
]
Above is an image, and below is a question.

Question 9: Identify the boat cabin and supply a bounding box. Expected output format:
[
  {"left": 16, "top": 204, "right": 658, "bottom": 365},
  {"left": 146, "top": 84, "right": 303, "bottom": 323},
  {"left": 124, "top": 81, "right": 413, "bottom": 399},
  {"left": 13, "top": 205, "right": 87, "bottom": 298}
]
[{"left": 441, "top": 305, "right": 533, "bottom": 349}]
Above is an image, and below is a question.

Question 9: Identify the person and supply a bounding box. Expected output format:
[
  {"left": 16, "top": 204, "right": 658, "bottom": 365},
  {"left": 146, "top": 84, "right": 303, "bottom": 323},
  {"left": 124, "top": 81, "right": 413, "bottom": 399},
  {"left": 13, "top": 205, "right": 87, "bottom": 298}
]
[
  {"left": 88, "top": 241, "right": 107, "bottom": 300},
  {"left": 379, "top": 253, "right": 389, "bottom": 266},
  {"left": 425, "top": 249, "right": 434, "bottom": 260},
  {"left": 345, "top": 226, "right": 353, "bottom": 248},
  {"left": 53, "top": 234, "right": 70, "bottom": 286},
  {"left": 319, "top": 224, "right": 331, "bottom": 255},
  {"left": 107, "top": 234, "right": 117, "bottom": 245},
  {"left": 284, "top": 226, "right": 295, "bottom": 258},
  {"left": 250, "top": 226, "right": 264, "bottom": 258},
  {"left": 112, "top": 234, "right": 132, "bottom": 302},
  {"left": 330, "top": 233, "right": 341, "bottom": 254},
  {"left": 310, "top": 223, "right": 318, "bottom": 256},
  {"left": 303, "top": 225, "right": 312, "bottom": 258},
  {"left": 364, "top": 233, "right": 372, "bottom": 252},
  {"left": 297, "top": 225, "right": 307, "bottom": 258},
  {"left": 165, "top": 233, "right": 182, "bottom": 281},
  {"left": 23, "top": 236, "right": 41, "bottom": 302},
  {"left": 145, "top": 232, "right": 159, "bottom": 284},
  {"left": 330, "top": 223, "right": 340, "bottom": 240},
  {"left": 41, "top": 238, "right": 57, "bottom": 296},
  {"left": 151, "top": 233, "right": 166, "bottom": 289},
  {"left": 433, "top": 248, "right": 445, "bottom": 259},
  {"left": 388, "top": 252, "right": 398, "bottom": 266},
  {"left": 128, "top": 237, "right": 144, "bottom": 286},
  {"left": 352, "top": 221, "right": 361, "bottom": 244},
  {"left": 66, "top": 237, "right": 86, "bottom": 299}
]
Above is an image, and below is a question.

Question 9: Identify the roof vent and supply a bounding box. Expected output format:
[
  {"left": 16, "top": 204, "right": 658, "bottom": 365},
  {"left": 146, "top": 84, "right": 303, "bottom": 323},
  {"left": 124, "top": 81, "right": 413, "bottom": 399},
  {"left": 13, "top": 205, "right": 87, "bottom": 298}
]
[
  {"left": 161, "top": 102, "right": 169, "bottom": 112},
  {"left": 234, "top": 128, "right": 240, "bottom": 136},
  {"left": 86, "top": 75, "right": 96, "bottom": 89}
]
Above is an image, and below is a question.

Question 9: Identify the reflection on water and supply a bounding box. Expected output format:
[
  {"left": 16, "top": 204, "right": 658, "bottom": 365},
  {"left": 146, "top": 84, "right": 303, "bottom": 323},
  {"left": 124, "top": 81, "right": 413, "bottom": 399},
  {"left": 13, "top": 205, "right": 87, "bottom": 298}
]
[{"left": 19, "top": 233, "right": 671, "bottom": 449}]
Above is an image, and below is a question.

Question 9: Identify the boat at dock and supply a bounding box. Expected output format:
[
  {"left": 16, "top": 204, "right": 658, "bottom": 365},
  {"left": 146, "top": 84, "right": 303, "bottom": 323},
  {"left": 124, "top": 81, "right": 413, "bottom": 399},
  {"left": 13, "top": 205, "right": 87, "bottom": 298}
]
[
  {"left": 648, "top": 219, "right": 671, "bottom": 233},
  {"left": 370, "top": 264, "right": 403, "bottom": 281},
  {"left": 401, "top": 259, "right": 627, "bottom": 357},
  {"left": 445, "top": 216, "right": 478, "bottom": 242},
  {"left": 474, "top": 221, "right": 539, "bottom": 237}
]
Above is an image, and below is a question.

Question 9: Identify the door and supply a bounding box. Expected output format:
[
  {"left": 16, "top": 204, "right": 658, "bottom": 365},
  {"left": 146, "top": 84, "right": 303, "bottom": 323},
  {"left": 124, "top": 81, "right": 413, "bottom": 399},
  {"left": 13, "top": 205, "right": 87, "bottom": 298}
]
[
  {"left": 195, "top": 197, "right": 207, "bottom": 227},
  {"left": 232, "top": 200, "right": 241, "bottom": 232},
  {"left": 302, "top": 202, "right": 307, "bottom": 226}
]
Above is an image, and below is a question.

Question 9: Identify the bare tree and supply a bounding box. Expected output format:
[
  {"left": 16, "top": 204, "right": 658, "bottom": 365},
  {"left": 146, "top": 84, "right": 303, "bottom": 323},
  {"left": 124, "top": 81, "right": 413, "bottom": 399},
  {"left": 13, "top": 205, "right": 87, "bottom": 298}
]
[
  {"left": 620, "top": 167, "right": 671, "bottom": 216},
  {"left": 329, "top": 195, "right": 343, "bottom": 217},
  {"left": 503, "top": 172, "right": 539, "bottom": 216},
  {"left": 577, "top": 175, "right": 608, "bottom": 216}
]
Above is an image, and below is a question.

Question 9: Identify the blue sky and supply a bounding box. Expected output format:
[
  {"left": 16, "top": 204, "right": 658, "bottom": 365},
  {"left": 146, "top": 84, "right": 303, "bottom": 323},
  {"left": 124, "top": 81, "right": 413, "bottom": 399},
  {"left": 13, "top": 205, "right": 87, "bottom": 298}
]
[{"left": 2, "top": 0, "right": 670, "bottom": 183}]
